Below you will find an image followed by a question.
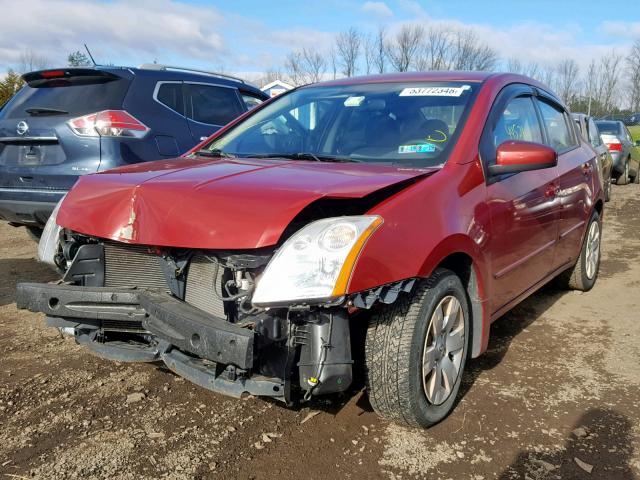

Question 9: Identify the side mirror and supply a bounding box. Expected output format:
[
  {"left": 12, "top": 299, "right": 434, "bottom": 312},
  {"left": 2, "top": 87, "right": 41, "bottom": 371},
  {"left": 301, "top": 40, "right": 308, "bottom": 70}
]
[{"left": 488, "top": 141, "right": 558, "bottom": 176}]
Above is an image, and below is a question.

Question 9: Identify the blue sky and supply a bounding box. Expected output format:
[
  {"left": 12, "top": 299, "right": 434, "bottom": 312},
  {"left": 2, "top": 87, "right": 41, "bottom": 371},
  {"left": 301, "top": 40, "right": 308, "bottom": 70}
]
[{"left": 0, "top": 0, "right": 638, "bottom": 76}]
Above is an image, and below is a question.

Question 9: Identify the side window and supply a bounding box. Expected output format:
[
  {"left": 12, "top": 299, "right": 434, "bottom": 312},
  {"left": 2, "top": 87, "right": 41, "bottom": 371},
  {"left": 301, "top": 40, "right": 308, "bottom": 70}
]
[
  {"left": 587, "top": 118, "right": 602, "bottom": 148},
  {"left": 184, "top": 83, "right": 244, "bottom": 126},
  {"left": 156, "top": 82, "right": 184, "bottom": 115},
  {"left": 241, "top": 93, "right": 263, "bottom": 110},
  {"left": 537, "top": 100, "right": 576, "bottom": 152},
  {"left": 492, "top": 96, "right": 543, "bottom": 149}
]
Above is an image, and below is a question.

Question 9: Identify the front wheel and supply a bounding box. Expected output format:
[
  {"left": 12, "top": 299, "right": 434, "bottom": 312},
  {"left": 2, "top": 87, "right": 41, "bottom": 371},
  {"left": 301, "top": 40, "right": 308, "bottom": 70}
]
[
  {"left": 556, "top": 211, "right": 601, "bottom": 291},
  {"left": 364, "top": 269, "right": 470, "bottom": 427}
]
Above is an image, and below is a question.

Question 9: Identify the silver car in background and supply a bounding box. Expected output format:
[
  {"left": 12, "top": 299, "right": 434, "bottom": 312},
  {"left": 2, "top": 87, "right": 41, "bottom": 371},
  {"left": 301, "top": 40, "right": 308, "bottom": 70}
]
[
  {"left": 595, "top": 120, "right": 640, "bottom": 185},
  {"left": 573, "top": 113, "right": 613, "bottom": 201}
]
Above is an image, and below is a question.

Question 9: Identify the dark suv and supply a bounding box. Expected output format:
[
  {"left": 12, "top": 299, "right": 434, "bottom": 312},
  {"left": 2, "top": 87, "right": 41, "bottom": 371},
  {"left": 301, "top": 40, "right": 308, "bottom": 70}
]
[{"left": 0, "top": 64, "right": 267, "bottom": 232}]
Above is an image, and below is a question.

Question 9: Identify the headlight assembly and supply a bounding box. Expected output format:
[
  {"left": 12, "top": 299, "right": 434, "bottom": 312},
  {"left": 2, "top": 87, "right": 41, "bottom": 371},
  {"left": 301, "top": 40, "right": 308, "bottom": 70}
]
[{"left": 252, "top": 215, "right": 383, "bottom": 306}]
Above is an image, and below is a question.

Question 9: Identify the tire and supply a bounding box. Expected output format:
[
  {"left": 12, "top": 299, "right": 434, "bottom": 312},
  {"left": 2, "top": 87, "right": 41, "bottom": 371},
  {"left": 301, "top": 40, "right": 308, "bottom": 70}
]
[
  {"left": 617, "top": 160, "right": 630, "bottom": 185},
  {"left": 556, "top": 211, "right": 602, "bottom": 292},
  {"left": 633, "top": 165, "right": 640, "bottom": 184},
  {"left": 364, "top": 268, "right": 470, "bottom": 427}
]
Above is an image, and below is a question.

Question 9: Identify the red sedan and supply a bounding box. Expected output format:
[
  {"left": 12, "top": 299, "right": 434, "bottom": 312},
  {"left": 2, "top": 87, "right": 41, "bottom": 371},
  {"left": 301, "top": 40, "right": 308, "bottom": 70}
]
[{"left": 18, "top": 72, "right": 604, "bottom": 427}]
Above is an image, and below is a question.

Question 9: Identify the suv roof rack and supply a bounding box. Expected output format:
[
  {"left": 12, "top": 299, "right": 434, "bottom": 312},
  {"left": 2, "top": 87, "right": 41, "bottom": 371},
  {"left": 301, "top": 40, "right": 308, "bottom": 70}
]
[{"left": 138, "top": 63, "right": 247, "bottom": 84}]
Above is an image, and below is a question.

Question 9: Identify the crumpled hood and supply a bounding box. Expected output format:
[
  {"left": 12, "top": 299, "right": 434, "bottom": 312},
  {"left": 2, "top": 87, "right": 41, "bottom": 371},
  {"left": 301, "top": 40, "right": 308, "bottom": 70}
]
[{"left": 57, "top": 157, "right": 435, "bottom": 249}]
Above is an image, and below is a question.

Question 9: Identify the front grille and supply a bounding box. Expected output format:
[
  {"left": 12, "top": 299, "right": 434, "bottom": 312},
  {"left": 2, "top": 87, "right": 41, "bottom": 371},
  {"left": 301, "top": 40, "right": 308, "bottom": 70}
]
[
  {"left": 185, "top": 254, "right": 226, "bottom": 318},
  {"left": 104, "top": 242, "right": 167, "bottom": 290}
]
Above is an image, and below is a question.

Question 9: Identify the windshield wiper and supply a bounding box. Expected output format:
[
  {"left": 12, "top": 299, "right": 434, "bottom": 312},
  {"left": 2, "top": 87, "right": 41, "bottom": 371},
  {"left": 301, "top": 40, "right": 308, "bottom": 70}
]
[
  {"left": 194, "top": 149, "right": 236, "bottom": 158},
  {"left": 252, "top": 153, "right": 362, "bottom": 163},
  {"left": 25, "top": 107, "right": 69, "bottom": 116}
]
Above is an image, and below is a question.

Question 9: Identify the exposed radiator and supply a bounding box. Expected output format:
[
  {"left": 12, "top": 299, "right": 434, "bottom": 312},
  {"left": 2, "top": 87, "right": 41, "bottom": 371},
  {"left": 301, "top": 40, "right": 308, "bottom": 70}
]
[
  {"left": 104, "top": 242, "right": 167, "bottom": 290},
  {"left": 102, "top": 243, "right": 227, "bottom": 320},
  {"left": 184, "top": 254, "right": 226, "bottom": 319}
]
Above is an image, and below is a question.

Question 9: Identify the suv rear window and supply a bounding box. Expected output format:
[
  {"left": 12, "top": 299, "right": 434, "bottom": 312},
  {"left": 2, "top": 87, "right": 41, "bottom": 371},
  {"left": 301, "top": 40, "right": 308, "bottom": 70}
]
[
  {"left": 184, "top": 83, "right": 244, "bottom": 126},
  {"left": 0, "top": 77, "right": 130, "bottom": 119}
]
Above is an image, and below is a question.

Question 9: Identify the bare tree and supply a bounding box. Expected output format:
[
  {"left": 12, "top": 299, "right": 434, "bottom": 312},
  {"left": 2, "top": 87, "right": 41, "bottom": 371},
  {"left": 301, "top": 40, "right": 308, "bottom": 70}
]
[
  {"left": 449, "top": 29, "right": 497, "bottom": 71},
  {"left": 329, "top": 46, "right": 338, "bottom": 80},
  {"left": 284, "top": 48, "right": 327, "bottom": 86},
  {"left": 16, "top": 50, "right": 50, "bottom": 74},
  {"left": 599, "top": 52, "right": 623, "bottom": 114},
  {"left": 556, "top": 59, "right": 580, "bottom": 105},
  {"left": 335, "top": 27, "right": 361, "bottom": 77},
  {"left": 363, "top": 34, "right": 375, "bottom": 75},
  {"left": 386, "top": 24, "right": 424, "bottom": 72},
  {"left": 373, "top": 26, "right": 387, "bottom": 74},
  {"left": 416, "top": 26, "right": 451, "bottom": 71},
  {"left": 627, "top": 39, "right": 640, "bottom": 112}
]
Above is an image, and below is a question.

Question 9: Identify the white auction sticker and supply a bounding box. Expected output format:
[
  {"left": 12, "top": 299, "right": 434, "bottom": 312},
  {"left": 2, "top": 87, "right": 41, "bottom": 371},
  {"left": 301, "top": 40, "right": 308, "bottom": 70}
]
[{"left": 399, "top": 85, "right": 471, "bottom": 97}]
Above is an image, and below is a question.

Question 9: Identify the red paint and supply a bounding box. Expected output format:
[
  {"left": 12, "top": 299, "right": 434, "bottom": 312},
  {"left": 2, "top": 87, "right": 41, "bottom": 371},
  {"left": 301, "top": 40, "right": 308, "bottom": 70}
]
[
  {"left": 495, "top": 141, "right": 557, "bottom": 168},
  {"left": 57, "top": 72, "right": 604, "bottom": 357},
  {"left": 58, "top": 158, "right": 435, "bottom": 249}
]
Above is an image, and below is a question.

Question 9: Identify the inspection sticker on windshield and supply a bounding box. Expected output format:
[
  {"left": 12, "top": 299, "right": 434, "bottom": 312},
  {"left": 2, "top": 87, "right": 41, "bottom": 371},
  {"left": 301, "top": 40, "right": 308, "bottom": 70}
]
[
  {"left": 399, "top": 85, "right": 471, "bottom": 97},
  {"left": 398, "top": 143, "right": 436, "bottom": 154}
]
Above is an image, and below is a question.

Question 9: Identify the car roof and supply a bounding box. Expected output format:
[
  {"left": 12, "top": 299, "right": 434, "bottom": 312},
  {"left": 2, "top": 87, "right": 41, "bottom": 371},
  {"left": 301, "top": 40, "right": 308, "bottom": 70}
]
[
  {"left": 312, "top": 71, "right": 494, "bottom": 88},
  {"left": 24, "top": 65, "right": 266, "bottom": 98}
]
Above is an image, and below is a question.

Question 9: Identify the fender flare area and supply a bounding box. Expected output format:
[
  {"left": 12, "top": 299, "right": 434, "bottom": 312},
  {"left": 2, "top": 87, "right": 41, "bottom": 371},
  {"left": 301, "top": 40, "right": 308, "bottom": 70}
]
[{"left": 417, "top": 235, "right": 491, "bottom": 358}]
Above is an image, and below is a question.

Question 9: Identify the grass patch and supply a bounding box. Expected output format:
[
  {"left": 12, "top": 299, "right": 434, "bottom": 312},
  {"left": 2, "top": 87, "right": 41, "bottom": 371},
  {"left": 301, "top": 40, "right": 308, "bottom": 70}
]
[{"left": 629, "top": 125, "right": 640, "bottom": 141}]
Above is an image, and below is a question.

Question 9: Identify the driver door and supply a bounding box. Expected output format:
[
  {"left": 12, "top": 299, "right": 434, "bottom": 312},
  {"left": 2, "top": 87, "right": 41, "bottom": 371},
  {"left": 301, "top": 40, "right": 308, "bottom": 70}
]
[{"left": 482, "top": 86, "right": 561, "bottom": 314}]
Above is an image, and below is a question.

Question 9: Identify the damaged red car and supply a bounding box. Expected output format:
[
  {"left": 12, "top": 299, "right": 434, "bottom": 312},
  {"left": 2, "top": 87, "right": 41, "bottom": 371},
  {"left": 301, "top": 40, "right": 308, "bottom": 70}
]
[{"left": 18, "top": 72, "right": 604, "bottom": 427}]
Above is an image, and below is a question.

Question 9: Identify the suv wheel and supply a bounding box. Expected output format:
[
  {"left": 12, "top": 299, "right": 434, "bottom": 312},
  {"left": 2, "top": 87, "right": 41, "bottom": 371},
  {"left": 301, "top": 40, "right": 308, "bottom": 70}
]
[
  {"left": 556, "top": 211, "right": 601, "bottom": 291},
  {"left": 617, "top": 161, "right": 630, "bottom": 185},
  {"left": 364, "top": 269, "right": 470, "bottom": 427}
]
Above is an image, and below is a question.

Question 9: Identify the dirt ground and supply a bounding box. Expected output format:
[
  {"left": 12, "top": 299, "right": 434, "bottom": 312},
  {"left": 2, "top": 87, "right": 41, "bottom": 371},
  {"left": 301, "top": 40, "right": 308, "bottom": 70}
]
[{"left": 1, "top": 185, "right": 639, "bottom": 480}]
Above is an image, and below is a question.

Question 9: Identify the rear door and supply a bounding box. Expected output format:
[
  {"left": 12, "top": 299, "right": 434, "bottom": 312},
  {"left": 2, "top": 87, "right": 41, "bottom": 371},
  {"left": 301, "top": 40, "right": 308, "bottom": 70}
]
[
  {"left": 586, "top": 117, "right": 611, "bottom": 187},
  {"left": 535, "top": 95, "right": 591, "bottom": 269},
  {"left": 0, "top": 69, "right": 131, "bottom": 192},
  {"left": 183, "top": 82, "right": 245, "bottom": 143}
]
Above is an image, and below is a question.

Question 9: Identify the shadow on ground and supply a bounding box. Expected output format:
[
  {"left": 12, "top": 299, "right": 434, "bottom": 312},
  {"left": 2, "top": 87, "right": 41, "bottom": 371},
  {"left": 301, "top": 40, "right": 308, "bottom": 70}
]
[
  {"left": 0, "top": 257, "right": 57, "bottom": 307},
  {"left": 500, "top": 407, "right": 637, "bottom": 479}
]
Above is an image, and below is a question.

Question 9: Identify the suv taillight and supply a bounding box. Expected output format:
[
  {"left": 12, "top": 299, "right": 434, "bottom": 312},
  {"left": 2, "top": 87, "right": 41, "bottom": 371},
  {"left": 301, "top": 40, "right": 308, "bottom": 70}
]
[
  {"left": 67, "top": 110, "right": 149, "bottom": 138},
  {"left": 606, "top": 142, "right": 622, "bottom": 151}
]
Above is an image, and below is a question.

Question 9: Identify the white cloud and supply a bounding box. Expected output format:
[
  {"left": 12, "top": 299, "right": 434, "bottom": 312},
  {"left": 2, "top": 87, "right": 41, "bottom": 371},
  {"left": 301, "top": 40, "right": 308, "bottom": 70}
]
[
  {"left": 0, "top": 0, "right": 227, "bottom": 68},
  {"left": 600, "top": 20, "right": 640, "bottom": 39},
  {"left": 361, "top": 1, "right": 394, "bottom": 19}
]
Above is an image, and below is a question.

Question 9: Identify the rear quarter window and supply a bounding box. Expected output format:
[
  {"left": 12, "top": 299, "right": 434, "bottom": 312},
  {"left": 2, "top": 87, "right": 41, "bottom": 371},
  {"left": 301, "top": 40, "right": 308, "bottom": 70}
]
[
  {"left": 0, "top": 78, "right": 130, "bottom": 119},
  {"left": 156, "top": 82, "right": 184, "bottom": 115}
]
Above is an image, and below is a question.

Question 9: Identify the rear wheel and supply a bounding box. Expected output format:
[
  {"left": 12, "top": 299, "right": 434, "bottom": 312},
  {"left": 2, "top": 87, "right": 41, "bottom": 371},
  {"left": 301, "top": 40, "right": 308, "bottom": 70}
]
[
  {"left": 364, "top": 269, "right": 470, "bottom": 427},
  {"left": 556, "top": 211, "right": 601, "bottom": 291},
  {"left": 617, "top": 161, "right": 630, "bottom": 185}
]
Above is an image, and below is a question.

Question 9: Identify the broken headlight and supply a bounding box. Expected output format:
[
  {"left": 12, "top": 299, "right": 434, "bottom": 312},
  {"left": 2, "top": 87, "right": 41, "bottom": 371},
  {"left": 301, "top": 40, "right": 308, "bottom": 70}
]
[{"left": 252, "top": 215, "right": 383, "bottom": 306}]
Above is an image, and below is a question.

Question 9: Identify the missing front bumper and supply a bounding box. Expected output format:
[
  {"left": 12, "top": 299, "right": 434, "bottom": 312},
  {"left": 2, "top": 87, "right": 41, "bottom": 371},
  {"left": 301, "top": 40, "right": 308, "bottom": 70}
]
[{"left": 16, "top": 282, "right": 280, "bottom": 398}]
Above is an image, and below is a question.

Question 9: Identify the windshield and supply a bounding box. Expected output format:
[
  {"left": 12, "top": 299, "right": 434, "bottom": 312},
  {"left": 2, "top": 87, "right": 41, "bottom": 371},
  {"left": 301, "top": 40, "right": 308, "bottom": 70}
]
[
  {"left": 595, "top": 121, "right": 622, "bottom": 136},
  {"left": 200, "top": 81, "right": 479, "bottom": 166}
]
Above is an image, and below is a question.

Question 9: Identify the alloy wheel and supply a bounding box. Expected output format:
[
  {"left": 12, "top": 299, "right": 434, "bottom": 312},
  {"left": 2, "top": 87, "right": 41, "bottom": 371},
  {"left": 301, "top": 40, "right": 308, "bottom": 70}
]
[
  {"left": 585, "top": 220, "right": 601, "bottom": 280},
  {"left": 422, "top": 295, "right": 465, "bottom": 405}
]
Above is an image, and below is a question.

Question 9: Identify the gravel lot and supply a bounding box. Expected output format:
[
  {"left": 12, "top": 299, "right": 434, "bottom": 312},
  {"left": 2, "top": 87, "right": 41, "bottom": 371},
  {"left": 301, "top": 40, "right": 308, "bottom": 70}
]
[{"left": 1, "top": 184, "right": 639, "bottom": 480}]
